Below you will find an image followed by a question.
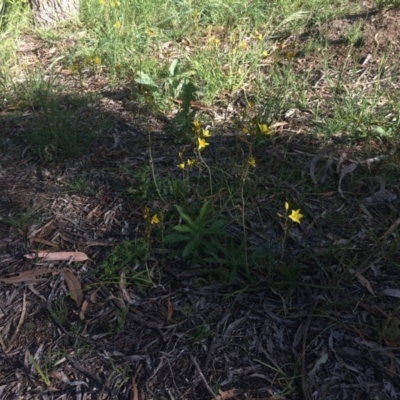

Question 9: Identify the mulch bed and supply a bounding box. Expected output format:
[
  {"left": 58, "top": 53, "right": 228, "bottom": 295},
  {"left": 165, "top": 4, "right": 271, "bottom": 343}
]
[{"left": 1, "top": 3, "right": 400, "bottom": 399}]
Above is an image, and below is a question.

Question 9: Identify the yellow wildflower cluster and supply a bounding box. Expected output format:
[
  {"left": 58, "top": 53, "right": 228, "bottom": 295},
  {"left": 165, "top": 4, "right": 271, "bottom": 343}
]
[
  {"left": 177, "top": 150, "right": 195, "bottom": 169},
  {"left": 192, "top": 120, "right": 210, "bottom": 151},
  {"left": 177, "top": 157, "right": 195, "bottom": 170},
  {"left": 70, "top": 55, "right": 101, "bottom": 73},
  {"left": 83, "top": 56, "right": 101, "bottom": 66},
  {"left": 207, "top": 37, "right": 220, "bottom": 48},
  {"left": 241, "top": 123, "right": 272, "bottom": 137},
  {"left": 252, "top": 30, "right": 263, "bottom": 41},
  {"left": 248, "top": 155, "right": 256, "bottom": 168},
  {"left": 143, "top": 205, "right": 160, "bottom": 225}
]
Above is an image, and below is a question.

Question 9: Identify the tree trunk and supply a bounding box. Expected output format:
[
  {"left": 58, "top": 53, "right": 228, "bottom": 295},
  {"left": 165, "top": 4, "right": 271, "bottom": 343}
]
[{"left": 29, "top": 0, "right": 79, "bottom": 27}]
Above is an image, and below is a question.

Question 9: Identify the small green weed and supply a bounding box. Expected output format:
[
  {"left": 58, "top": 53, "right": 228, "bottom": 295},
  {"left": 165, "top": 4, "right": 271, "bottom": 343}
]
[
  {"left": 50, "top": 296, "right": 71, "bottom": 325},
  {"left": 66, "top": 177, "right": 93, "bottom": 194},
  {"left": 27, "top": 350, "right": 51, "bottom": 387},
  {"left": 165, "top": 201, "right": 231, "bottom": 260},
  {"left": 96, "top": 239, "right": 153, "bottom": 291},
  {"left": 188, "top": 324, "right": 212, "bottom": 346},
  {"left": 3, "top": 208, "right": 39, "bottom": 231}
]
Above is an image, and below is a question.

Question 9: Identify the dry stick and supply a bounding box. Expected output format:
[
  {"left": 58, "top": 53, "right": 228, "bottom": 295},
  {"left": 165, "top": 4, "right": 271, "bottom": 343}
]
[
  {"left": 6, "top": 290, "right": 27, "bottom": 353},
  {"left": 147, "top": 111, "right": 165, "bottom": 205},
  {"left": 239, "top": 158, "right": 250, "bottom": 274},
  {"left": 199, "top": 152, "right": 214, "bottom": 205},
  {"left": 204, "top": 335, "right": 216, "bottom": 370},
  {"left": 66, "top": 356, "right": 102, "bottom": 386},
  {"left": 190, "top": 354, "right": 218, "bottom": 400}
]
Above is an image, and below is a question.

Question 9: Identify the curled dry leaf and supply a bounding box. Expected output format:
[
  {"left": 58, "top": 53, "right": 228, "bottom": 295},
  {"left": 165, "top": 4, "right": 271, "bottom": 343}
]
[
  {"left": 303, "top": 145, "right": 335, "bottom": 184},
  {"left": 338, "top": 163, "right": 357, "bottom": 199},
  {"left": 61, "top": 269, "right": 83, "bottom": 307},
  {"left": 24, "top": 251, "right": 89, "bottom": 262},
  {"left": 350, "top": 268, "right": 375, "bottom": 296},
  {"left": 381, "top": 288, "right": 400, "bottom": 299},
  {"left": 79, "top": 299, "right": 89, "bottom": 321},
  {"left": 216, "top": 389, "right": 239, "bottom": 400},
  {"left": 167, "top": 298, "right": 173, "bottom": 323}
]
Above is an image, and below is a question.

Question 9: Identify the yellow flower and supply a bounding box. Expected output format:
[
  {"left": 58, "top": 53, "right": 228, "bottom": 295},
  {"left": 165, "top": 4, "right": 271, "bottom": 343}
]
[
  {"left": 70, "top": 63, "right": 80, "bottom": 73},
  {"left": 178, "top": 162, "right": 186, "bottom": 169},
  {"left": 207, "top": 37, "right": 220, "bottom": 47},
  {"left": 262, "top": 50, "right": 268, "bottom": 57},
  {"left": 258, "top": 123, "right": 272, "bottom": 135},
  {"left": 286, "top": 51, "right": 294, "bottom": 60},
  {"left": 254, "top": 31, "right": 263, "bottom": 41},
  {"left": 239, "top": 41, "right": 247, "bottom": 50},
  {"left": 143, "top": 205, "right": 149, "bottom": 219},
  {"left": 289, "top": 209, "right": 303, "bottom": 224},
  {"left": 151, "top": 214, "right": 160, "bottom": 224},
  {"left": 93, "top": 57, "right": 101, "bottom": 65},
  {"left": 202, "top": 129, "right": 211, "bottom": 137},
  {"left": 285, "top": 202, "right": 289, "bottom": 211},
  {"left": 187, "top": 159, "right": 195, "bottom": 166},
  {"left": 113, "top": 21, "right": 122, "bottom": 30},
  {"left": 192, "top": 120, "right": 201, "bottom": 134},
  {"left": 192, "top": 10, "right": 199, "bottom": 20},
  {"left": 197, "top": 137, "right": 209, "bottom": 151},
  {"left": 248, "top": 156, "right": 256, "bottom": 168},
  {"left": 98, "top": 0, "right": 105, "bottom": 4},
  {"left": 145, "top": 29, "right": 154, "bottom": 36}
]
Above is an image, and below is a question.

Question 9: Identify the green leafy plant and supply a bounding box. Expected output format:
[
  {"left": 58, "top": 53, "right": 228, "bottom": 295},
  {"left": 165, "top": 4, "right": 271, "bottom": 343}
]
[
  {"left": 168, "top": 80, "right": 199, "bottom": 143},
  {"left": 135, "top": 66, "right": 200, "bottom": 144},
  {"left": 165, "top": 201, "right": 231, "bottom": 259},
  {"left": 165, "top": 58, "right": 196, "bottom": 100}
]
